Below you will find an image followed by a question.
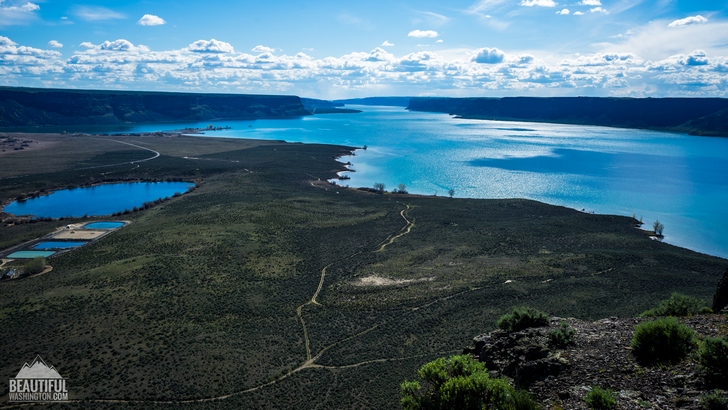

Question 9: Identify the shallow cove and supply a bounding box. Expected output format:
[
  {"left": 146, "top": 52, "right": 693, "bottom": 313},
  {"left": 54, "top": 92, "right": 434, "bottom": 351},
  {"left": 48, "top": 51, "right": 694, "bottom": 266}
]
[{"left": 4, "top": 181, "right": 194, "bottom": 218}]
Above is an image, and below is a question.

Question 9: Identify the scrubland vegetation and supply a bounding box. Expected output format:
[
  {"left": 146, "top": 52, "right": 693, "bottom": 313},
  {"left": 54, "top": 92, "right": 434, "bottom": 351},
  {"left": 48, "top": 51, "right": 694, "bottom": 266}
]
[{"left": 0, "top": 133, "right": 725, "bottom": 408}]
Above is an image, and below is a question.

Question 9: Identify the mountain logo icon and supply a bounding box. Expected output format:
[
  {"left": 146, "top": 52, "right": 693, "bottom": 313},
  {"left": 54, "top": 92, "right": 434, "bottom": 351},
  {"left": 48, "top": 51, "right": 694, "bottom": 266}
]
[
  {"left": 8, "top": 355, "right": 68, "bottom": 402},
  {"left": 15, "top": 356, "right": 63, "bottom": 379}
]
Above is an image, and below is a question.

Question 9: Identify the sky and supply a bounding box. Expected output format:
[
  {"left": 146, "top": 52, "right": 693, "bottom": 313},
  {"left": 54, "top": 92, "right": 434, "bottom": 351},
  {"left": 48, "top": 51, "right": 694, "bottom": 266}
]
[{"left": 0, "top": 0, "right": 727, "bottom": 98}]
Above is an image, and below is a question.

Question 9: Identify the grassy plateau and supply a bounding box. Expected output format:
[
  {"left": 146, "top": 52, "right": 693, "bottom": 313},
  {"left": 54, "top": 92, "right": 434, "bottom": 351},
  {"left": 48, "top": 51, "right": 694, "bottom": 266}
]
[{"left": 0, "top": 132, "right": 725, "bottom": 409}]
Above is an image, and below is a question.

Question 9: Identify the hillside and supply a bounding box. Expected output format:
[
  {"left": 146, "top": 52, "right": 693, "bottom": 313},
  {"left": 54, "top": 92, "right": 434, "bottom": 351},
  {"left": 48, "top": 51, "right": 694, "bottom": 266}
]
[
  {"left": 407, "top": 97, "right": 728, "bottom": 137},
  {"left": 0, "top": 87, "right": 309, "bottom": 127}
]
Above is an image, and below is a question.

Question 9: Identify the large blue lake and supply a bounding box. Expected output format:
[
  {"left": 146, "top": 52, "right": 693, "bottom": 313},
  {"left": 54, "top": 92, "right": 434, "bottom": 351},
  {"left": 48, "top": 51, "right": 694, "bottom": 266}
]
[
  {"left": 120, "top": 106, "right": 728, "bottom": 258},
  {"left": 4, "top": 181, "right": 194, "bottom": 218}
]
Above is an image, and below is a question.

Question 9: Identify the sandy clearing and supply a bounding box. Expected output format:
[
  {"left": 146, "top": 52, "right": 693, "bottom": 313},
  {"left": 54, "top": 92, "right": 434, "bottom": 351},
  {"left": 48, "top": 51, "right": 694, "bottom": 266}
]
[
  {"left": 353, "top": 274, "right": 434, "bottom": 287},
  {"left": 52, "top": 230, "right": 107, "bottom": 240}
]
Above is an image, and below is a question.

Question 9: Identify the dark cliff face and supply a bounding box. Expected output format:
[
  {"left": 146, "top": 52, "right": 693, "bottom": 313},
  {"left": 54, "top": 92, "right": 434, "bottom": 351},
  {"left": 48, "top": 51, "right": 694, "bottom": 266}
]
[
  {"left": 0, "top": 87, "right": 310, "bottom": 127},
  {"left": 407, "top": 97, "right": 728, "bottom": 137}
]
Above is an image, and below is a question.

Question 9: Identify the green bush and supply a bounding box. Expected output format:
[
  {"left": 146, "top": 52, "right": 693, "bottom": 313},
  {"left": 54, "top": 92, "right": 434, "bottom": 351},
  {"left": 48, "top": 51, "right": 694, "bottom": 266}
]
[
  {"left": 585, "top": 386, "right": 616, "bottom": 409},
  {"left": 699, "top": 336, "right": 728, "bottom": 383},
  {"left": 23, "top": 257, "right": 46, "bottom": 275},
  {"left": 700, "top": 391, "right": 727, "bottom": 410},
  {"left": 548, "top": 321, "right": 576, "bottom": 347},
  {"left": 641, "top": 292, "right": 709, "bottom": 317},
  {"left": 631, "top": 317, "right": 696, "bottom": 365},
  {"left": 497, "top": 306, "right": 550, "bottom": 333},
  {"left": 400, "top": 355, "right": 540, "bottom": 410}
]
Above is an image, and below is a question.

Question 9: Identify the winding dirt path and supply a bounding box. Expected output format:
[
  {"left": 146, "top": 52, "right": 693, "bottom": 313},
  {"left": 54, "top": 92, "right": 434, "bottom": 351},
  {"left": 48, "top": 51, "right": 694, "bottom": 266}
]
[
  {"left": 73, "top": 138, "right": 160, "bottom": 170},
  {"left": 0, "top": 202, "right": 443, "bottom": 408}
]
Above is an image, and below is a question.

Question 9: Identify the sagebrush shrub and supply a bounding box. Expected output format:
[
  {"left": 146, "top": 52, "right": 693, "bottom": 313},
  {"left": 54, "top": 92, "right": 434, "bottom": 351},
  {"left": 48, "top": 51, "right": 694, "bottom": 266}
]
[
  {"left": 699, "top": 336, "right": 728, "bottom": 383},
  {"left": 585, "top": 386, "right": 616, "bottom": 409},
  {"left": 641, "top": 292, "right": 709, "bottom": 317},
  {"left": 631, "top": 317, "right": 695, "bottom": 365},
  {"left": 497, "top": 306, "right": 549, "bottom": 333},
  {"left": 548, "top": 321, "right": 576, "bottom": 347}
]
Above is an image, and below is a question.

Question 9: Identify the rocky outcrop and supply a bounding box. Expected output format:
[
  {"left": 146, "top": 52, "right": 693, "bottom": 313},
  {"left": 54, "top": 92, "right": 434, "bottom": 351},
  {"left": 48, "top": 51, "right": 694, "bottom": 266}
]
[
  {"left": 713, "top": 268, "right": 728, "bottom": 313},
  {"left": 408, "top": 97, "right": 728, "bottom": 137},
  {"left": 0, "top": 87, "right": 310, "bottom": 127},
  {"left": 464, "top": 315, "right": 728, "bottom": 409}
]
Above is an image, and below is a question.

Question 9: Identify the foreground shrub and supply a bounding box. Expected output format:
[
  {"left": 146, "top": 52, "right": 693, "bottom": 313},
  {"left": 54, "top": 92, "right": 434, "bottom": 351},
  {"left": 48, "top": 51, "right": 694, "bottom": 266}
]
[
  {"left": 585, "top": 386, "right": 616, "bottom": 409},
  {"left": 641, "top": 292, "right": 710, "bottom": 317},
  {"left": 631, "top": 317, "right": 696, "bottom": 365},
  {"left": 400, "top": 355, "right": 539, "bottom": 410},
  {"left": 699, "top": 336, "right": 728, "bottom": 383},
  {"left": 497, "top": 306, "right": 550, "bottom": 333},
  {"left": 548, "top": 321, "right": 576, "bottom": 347},
  {"left": 700, "top": 391, "right": 727, "bottom": 410}
]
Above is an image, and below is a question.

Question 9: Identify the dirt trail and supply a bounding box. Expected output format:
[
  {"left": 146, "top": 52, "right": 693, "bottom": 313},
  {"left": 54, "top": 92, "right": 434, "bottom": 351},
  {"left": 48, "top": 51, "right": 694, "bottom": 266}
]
[
  {"left": 74, "top": 138, "right": 160, "bottom": 170},
  {"left": 0, "top": 202, "right": 456, "bottom": 408}
]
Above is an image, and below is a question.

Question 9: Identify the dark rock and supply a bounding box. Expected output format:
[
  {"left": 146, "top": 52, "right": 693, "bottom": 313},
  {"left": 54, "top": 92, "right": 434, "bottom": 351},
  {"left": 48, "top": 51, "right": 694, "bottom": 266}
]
[{"left": 712, "top": 267, "right": 728, "bottom": 313}]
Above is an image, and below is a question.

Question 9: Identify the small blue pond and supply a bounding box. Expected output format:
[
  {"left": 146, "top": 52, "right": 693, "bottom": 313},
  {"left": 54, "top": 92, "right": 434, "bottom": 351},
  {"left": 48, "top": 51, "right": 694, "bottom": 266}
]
[
  {"left": 8, "top": 251, "right": 55, "bottom": 259},
  {"left": 3, "top": 181, "right": 194, "bottom": 218},
  {"left": 33, "top": 241, "right": 87, "bottom": 250},
  {"left": 84, "top": 222, "right": 125, "bottom": 229}
]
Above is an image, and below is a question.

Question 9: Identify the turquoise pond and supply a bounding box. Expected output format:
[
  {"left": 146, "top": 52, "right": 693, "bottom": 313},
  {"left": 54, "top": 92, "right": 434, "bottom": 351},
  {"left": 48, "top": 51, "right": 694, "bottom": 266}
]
[
  {"left": 84, "top": 222, "right": 125, "bottom": 229},
  {"left": 7, "top": 251, "right": 55, "bottom": 259},
  {"left": 33, "top": 242, "right": 87, "bottom": 250},
  {"left": 122, "top": 106, "right": 728, "bottom": 259},
  {"left": 3, "top": 181, "right": 194, "bottom": 218}
]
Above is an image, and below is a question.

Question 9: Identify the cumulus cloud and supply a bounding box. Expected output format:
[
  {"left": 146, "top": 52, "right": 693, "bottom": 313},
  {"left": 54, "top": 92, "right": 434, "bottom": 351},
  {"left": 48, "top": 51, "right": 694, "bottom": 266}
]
[
  {"left": 473, "top": 47, "right": 505, "bottom": 64},
  {"left": 436, "top": 39, "right": 443, "bottom": 43},
  {"left": 557, "top": 8, "right": 569, "bottom": 15},
  {"left": 188, "top": 39, "right": 234, "bottom": 53},
  {"left": 1, "top": 35, "right": 727, "bottom": 98},
  {"left": 520, "top": 0, "right": 557, "bottom": 7},
  {"left": 590, "top": 7, "right": 608, "bottom": 13},
  {"left": 48, "top": 40, "right": 63, "bottom": 48},
  {"left": 137, "top": 14, "right": 165, "bottom": 26},
  {"left": 381, "top": 40, "right": 394, "bottom": 47},
  {"left": 72, "top": 6, "right": 125, "bottom": 21},
  {"left": 573, "top": 11, "right": 584, "bottom": 15},
  {"left": 408, "top": 30, "right": 438, "bottom": 38},
  {"left": 579, "top": 0, "right": 601, "bottom": 5},
  {"left": 252, "top": 45, "right": 275, "bottom": 53},
  {"left": 668, "top": 15, "right": 708, "bottom": 28}
]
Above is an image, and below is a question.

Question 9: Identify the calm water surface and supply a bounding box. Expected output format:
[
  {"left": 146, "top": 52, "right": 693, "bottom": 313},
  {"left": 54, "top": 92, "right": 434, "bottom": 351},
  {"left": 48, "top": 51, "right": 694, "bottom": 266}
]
[
  {"left": 123, "top": 107, "right": 728, "bottom": 258},
  {"left": 5, "top": 181, "right": 194, "bottom": 218}
]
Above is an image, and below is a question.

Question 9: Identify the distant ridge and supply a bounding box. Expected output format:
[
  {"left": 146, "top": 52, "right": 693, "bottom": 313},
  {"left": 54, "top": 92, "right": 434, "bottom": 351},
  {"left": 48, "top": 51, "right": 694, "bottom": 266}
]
[
  {"left": 0, "top": 87, "right": 310, "bottom": 127},
  {"left": 407, "top": 97, "right": 728, "bottom": 137}
]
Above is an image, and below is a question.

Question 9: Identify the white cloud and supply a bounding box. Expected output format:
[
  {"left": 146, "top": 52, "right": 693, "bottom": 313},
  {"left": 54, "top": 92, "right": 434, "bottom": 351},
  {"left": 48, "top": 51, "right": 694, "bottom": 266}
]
[
  {"left": 408, "top": 30, "right": 438, "bottom": 38},
  {"left": 48, "top": 40, "right": 63, "bottom": 48},
  {"left": 472, "top": 47, "right": 505, "bottom": 64},
  {"left": 1, "top": 35, "right": 727, "bottom": 98},
  {"left": 137, "top": 14, "right": 165, "bottom": 26},
  {"left": 579, "top": 0, "right": 601, "bottom": 5},
  {"left": 188, "top": 39, "right": 234, "bottom": 53},
  {"left": 573, "top": 11, "right": 584, "bottom": 15},
  {"left": 436, "top": 39, "right": 444, "bottom": 43},
  {"left": 72, "top": 6, "right": 125, "bottom": 21},
  {"left": 557, "top": 8, "right": 569, "bottom": 15},
  {"left": 252, "top": 45, "right": 275, "bottom": 53},
  {"left": 381, "top": 40, "right": 395, "bottom": 47},
  {"left": 0, "top": 1, "right": 40, "bottom": 27},
  {"left": 520, "top": 0, "right": 557, "bottom": 7},
  {"left": 590, "top": 7, "right": 608, "bottom": 13},
  {"left": 668, "top": 15, "right": 708, "bottom": 28}
]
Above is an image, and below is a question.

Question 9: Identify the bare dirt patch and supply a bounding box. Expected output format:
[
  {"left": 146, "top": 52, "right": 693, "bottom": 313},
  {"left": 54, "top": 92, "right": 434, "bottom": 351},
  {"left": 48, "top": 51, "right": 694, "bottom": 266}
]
[
  {"left": 353, "top": 274, "right": 435, "bottom": 287},
  {"left": 52, "top": 230, "right": 107, "bottom": 240}
]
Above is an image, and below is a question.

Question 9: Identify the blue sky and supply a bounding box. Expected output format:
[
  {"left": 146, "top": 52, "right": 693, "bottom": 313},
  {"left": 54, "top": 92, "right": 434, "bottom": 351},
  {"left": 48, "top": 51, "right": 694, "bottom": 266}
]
[{"left": 0, "top": 0, "right": 726, "bottom": 98}]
